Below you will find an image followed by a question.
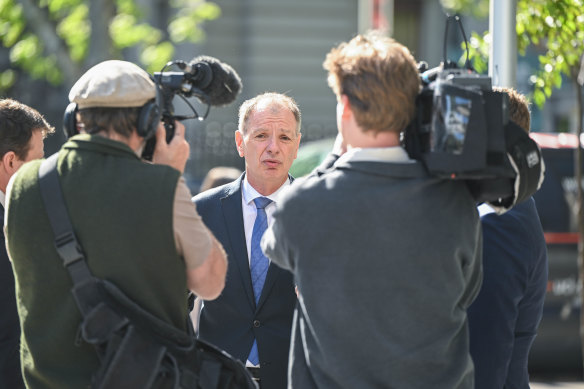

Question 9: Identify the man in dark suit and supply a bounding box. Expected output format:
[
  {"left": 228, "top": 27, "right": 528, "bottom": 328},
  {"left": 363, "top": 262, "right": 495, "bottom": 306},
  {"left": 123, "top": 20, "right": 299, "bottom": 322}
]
[
  {"left": 468, "top": 87, "right": 548, "bottom": 388},
  {"left": 192, "top": 92, "right": 301, "bottom": 389},
  {"left": 0, "top": 98, "right": 54, "bottom": 388}
]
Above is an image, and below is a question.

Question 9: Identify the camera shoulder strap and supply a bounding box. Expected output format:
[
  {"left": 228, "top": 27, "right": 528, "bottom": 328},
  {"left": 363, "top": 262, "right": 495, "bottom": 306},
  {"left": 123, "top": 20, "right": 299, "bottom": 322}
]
[
  {"left": 37, "top": 153, "right": 167, "bottom": 389},
  {"left": 37, "top": 153, "right": 258, "bottom": 389},
  {"left": 38, "top": 153, "right": 103, "bottom": 314}
]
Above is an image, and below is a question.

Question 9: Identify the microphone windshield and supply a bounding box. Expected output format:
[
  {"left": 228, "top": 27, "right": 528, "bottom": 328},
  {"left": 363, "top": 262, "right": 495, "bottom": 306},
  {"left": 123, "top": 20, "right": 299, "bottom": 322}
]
[{"left": 189, "top": 55, "right": 242, "bottom": 106}]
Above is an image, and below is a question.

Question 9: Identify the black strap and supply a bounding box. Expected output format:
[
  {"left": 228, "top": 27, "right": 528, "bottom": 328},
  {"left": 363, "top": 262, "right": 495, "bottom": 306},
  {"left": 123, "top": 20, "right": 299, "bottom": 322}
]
[
  {"left": 37, "top": 153, "right": 257, "bottom": 389},
  {"left": 38, "top": 153, "right": 99, "bottom": 315}
]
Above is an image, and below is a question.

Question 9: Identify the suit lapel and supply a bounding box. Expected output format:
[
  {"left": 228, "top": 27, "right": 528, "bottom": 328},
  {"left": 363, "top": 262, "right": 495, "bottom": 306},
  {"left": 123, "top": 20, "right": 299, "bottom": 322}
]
[
  {"left": 0, "top": 204, "right": 5, "bottom": 240},
  {"left": 220, "top": 174, "right": 294, "bottom": 312},
  {"left": 256, "top": 174, "right": 294, "bottom": 311},
  {"left": 0, "top": 204, "right": 4, "bottom": 228},
  {"left": 220, "top": 178, "right": 256, "bottom": 310},
  {"left": 256, "top": 263, "right": 281, "bottom": 311}
]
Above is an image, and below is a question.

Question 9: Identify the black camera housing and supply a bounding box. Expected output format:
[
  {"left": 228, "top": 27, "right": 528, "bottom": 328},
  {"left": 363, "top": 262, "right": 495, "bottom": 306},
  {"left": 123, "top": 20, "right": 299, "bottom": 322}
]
[
  {"left": 140, "top": 66, "right": 212, "bottom": 161},
  {"left": 402, "top": 14, "right": 544, "bottom": 212},
  {"left": 140, "top": 57, "right": 242, "bottom": 160},
  {"left": 403, "top": 64, "right": 544, "bottom": 211}
]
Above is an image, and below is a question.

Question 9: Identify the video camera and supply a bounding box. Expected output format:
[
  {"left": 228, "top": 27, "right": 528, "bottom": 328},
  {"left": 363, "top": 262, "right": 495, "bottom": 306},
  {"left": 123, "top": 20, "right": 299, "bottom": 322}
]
[
  {"left": 63, "top": 56, "right": 241, "bottom": 161},
  {"left": 403, "top": 15, "right": 544, "bottom": 213},
  {"left": 141, "top": 56, "right": 242, "bottom": 160}
]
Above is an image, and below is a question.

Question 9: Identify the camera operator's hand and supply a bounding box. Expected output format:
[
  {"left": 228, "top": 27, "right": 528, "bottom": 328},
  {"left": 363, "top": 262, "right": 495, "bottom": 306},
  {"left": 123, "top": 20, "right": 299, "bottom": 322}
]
[{"left": 152, "top": 121, "right": 190, "bottom": 173}]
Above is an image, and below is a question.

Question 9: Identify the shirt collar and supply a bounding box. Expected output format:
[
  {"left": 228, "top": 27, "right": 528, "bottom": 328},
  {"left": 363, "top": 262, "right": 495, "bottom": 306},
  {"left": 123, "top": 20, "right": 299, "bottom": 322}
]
[
  {"left": 334, "top": 146, "right": 414, "bottom": 166},
  {"left": 478, "top": 203, "right": 496, "bottom": 217},
  {"left": 242, "top": 175, "right": 291, "bottom": 206}
]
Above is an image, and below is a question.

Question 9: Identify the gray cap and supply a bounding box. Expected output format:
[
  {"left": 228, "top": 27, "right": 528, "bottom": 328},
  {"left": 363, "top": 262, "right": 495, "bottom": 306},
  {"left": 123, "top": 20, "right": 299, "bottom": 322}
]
[{"left": 69, "top": 60, "right": 156, "bottom": 109}]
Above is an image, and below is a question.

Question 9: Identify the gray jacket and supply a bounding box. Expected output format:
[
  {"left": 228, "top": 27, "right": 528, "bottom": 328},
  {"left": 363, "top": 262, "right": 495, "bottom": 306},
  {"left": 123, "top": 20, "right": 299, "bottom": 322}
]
[{"left": 262, "top": 157, "right": 482, "bottom": 389}]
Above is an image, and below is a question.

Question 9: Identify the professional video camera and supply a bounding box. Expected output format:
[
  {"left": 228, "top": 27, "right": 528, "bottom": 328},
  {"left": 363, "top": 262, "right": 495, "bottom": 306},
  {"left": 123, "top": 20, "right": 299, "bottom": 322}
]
[
  {"left": 141, "top": 55, "right": 242, "bottom": 160},
  {"left": 63, "top": 56, "right": 242, "bottom": 160},
  {"left": 403, "top": 15, "right": 544, "bottom": 213}
]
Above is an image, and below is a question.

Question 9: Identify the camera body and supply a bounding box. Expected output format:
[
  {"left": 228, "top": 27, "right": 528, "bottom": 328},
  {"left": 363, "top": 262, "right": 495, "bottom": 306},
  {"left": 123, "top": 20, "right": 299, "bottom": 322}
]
[
  {"left": 403, "top": 63, "right": 544, "bottom": 212},
  {"left": 140, "top": 57, "right": 241, "bottom": 160},
  {"left": 140, "top": 65, "right": 212, "bottom": 161}
]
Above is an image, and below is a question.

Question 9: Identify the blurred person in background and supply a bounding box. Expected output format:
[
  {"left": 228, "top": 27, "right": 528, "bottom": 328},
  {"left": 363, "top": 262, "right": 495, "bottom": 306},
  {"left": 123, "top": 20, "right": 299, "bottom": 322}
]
[
  {"left": 0, "top": 98, "right": 54, "bottom": 389},
  {"left": 200, "top": 166, "right": 243, "bottom": 193},
  {"left": 468, "top": 87, "right": 548, "bottom": 389}
]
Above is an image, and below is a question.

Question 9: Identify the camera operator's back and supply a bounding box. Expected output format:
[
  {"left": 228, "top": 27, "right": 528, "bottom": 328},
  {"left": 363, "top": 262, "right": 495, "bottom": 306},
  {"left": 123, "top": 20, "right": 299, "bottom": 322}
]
[
  {"left": 261, "top": 32, "right": 482, "bottom": 389},
  {"left": 264, "top": 150, "right": 481, "bottom": 389}
]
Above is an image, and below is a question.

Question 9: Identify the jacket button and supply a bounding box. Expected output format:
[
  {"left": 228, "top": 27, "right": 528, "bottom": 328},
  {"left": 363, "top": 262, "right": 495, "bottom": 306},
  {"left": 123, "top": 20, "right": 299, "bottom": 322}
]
[{"left": 253, "top": 320, "right": 260, "bottom": 328}]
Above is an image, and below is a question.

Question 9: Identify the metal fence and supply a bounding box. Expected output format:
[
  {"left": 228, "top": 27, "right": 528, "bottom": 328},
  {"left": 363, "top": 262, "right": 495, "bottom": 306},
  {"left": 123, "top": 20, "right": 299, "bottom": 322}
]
[{"left": 184, "top": 120, "right": 337, "bottom": 193}]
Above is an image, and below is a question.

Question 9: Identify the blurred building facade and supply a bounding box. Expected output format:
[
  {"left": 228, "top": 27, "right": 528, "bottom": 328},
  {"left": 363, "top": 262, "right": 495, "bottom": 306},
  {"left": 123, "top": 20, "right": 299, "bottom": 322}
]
[
  {"left": 2, "top": 1, "right": 577, "bottom": 189},
  {"left": 185, "top": 0, "right": 445, "bottom": 189},
  {"left": 183, "top": 0, "right": 578, "bottom": 190},
  {"left": 183, "top": 0, "right": 359, "bottom": 189}
]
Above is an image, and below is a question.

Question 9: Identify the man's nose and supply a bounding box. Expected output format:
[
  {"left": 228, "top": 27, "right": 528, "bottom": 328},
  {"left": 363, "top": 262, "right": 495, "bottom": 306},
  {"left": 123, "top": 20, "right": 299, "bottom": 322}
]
[{"left": 266, "top": 135, "right": 279, "bottom": 153}]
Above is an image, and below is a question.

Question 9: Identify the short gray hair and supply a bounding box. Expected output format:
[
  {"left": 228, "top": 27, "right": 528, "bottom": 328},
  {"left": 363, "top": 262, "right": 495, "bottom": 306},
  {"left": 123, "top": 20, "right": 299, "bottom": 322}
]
[{"left": 238, "top": 92, "right": 301, "bottom": 134}]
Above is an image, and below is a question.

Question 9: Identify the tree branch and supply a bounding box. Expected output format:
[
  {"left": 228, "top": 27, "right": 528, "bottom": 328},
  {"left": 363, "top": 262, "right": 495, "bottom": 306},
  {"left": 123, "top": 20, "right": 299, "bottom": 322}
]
[
  {"left": 87, "top": 0, "right": 116, "bottom": 67},
  {"left": 16, "top": 0, "right": 81, "bottom": 86}
]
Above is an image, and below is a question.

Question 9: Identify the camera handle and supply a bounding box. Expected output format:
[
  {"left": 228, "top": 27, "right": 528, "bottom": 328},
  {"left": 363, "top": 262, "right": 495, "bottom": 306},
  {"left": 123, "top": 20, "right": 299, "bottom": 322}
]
[{"left": 443, "top": 14, "right": 472, "bottom": 71}]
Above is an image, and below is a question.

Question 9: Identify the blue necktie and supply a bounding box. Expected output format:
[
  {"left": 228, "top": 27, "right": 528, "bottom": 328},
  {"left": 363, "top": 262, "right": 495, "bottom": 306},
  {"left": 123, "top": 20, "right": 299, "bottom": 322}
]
[{"left": 248, "top": 196, "right": 272, "bottom": 365}]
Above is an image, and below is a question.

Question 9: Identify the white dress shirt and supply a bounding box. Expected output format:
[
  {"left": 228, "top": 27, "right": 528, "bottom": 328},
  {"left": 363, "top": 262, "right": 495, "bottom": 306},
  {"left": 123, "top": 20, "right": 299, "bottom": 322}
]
[
  {"left": 478, "top": 203, "right": 496, "bottom": 217},
  {"left": 334, "top": 146, "right": 415, "bottom": 165},
  {"left": 241, "top": 175, "right": 291, "bottom": 266},
  {"left": 240, "top": 174, "right": 291, "bottom": 367}
]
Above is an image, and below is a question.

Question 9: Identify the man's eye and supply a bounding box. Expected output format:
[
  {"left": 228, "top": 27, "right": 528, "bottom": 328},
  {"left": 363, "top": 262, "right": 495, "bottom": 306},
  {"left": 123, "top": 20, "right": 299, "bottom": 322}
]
[{"left": 281, "top": 136, "right": 291, "bottom": 141}]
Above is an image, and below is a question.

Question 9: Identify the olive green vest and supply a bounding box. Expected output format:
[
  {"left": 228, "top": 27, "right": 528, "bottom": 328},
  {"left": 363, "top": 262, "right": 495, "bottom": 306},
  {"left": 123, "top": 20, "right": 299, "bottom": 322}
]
[{"left": 6, "top": 135, "right": 186, "bottom": 388}]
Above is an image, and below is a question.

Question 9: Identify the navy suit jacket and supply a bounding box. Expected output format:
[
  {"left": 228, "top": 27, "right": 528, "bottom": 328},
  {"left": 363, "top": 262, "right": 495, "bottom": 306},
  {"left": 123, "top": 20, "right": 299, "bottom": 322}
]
[
  {"left": 0, "top": 205, "right": 25, "bottom": 388},
  {"left": 192, "top": 175, "right": 296, "bottom": 389},
  {"left": 468, "top": 198, "right": 548, "bottom": 389}
]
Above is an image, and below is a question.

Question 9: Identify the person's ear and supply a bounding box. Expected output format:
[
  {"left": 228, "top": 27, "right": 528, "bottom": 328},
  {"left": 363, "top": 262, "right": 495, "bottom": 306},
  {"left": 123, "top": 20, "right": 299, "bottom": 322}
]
[
  {"left": 293, "top": 132, "right": 302, "bottom": 159},
  {"left": 2, "top": 151, "right": 18, "bottom": 174},
  {"left": 235, "top": 130, "right": 245, "bottom": 157},
  {"left": 340, "top": 94, "right": 353, "bottom": 120}
]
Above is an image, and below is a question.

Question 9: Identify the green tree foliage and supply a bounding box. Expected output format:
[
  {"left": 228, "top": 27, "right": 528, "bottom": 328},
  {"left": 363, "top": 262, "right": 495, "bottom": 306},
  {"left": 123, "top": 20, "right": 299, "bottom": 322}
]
[
  {"left": 0, "top": 0, "right": 221, "bottom": 90},
  {"left": 441, "top": 0, "right": 584, "bottom": 108}
]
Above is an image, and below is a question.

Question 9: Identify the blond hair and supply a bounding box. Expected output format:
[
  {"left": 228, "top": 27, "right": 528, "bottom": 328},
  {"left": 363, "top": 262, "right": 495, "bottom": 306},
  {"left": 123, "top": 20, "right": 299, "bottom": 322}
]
[
  {"left": 323, "top": 32, "right": 420, "bottom": 134},
  {"left": 493, "top": 87, "right": 531, "bottom": 133}
]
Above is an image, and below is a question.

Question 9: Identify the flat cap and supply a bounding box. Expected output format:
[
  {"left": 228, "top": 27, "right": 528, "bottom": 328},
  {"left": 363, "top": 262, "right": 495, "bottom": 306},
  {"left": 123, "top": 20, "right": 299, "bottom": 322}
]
[{"left": 69, "top": 60, "right": 156, "bottom": 109}]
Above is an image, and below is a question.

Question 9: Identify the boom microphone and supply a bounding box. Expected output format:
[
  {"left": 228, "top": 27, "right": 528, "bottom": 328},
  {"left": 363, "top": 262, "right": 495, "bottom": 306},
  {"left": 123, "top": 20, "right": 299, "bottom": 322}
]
[
  {"left": 141, "top": 56, "right": 242, "bottom": 161},
  {"left": 187, "top": 55, "right": 242, "bottom": 106}
]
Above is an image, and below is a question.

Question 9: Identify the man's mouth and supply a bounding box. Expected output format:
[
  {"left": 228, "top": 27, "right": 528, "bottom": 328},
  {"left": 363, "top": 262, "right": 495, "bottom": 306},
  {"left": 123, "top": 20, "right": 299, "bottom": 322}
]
[{"left": 263, "top": 159, "right": 281, "bottom": 168}]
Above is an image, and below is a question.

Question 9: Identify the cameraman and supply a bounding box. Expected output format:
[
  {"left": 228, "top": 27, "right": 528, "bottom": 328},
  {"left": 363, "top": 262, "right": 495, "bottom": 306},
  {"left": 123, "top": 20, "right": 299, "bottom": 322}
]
[
  {"left": 4, "top": 60, "right": 227, "bottom": 388},
  {"left": 261, "top": 32, "right": 482, "bottom": 388}
]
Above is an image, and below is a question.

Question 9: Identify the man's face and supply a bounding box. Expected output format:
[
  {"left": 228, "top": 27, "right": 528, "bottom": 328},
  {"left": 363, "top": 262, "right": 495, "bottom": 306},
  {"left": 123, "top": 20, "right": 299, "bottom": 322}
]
[
  {"left": 13, "top": 129, "right": 44, "bottom": 171},
  {"left": 235, "top": 103, "right": 301, "bottom": 194}
]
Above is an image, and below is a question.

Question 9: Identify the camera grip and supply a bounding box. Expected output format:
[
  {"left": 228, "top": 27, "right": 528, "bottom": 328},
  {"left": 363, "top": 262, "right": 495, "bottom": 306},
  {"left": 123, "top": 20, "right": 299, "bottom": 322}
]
[{"left": 141, "top": 119, "right": 175, "bottom": 161}]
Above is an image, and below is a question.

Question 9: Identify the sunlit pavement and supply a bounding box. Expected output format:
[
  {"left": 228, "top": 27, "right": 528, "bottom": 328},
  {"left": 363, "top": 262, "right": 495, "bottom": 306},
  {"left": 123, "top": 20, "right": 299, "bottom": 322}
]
[{"left": 530, "top": 382, "right": 584, "bottom": 388}]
